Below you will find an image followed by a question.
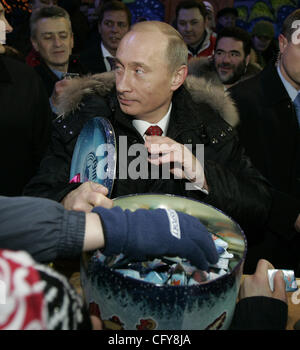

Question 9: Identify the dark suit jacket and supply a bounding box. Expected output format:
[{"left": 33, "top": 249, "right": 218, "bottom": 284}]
[
  {"left": 230, "top": 63, "right": 300, "bottom": 272},
  {"left": 0, "top": 56, "right": 52, "bottom": 196},
  {"left": 34, "top": 56, "right": 88, "bottom": 97},
  {"left": 79, "top": 38, "right": 107, "bottom": 74}
]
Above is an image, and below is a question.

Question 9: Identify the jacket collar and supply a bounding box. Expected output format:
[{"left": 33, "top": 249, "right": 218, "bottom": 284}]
[
  {"left": 113, "top": 88, "right": 196, "bottom": 141},
  {"left": 57, "top": 72, "right": 239, "bottom": 127},
  {"left": 260, "top": 62, "right": 290, "bottom": 105}
]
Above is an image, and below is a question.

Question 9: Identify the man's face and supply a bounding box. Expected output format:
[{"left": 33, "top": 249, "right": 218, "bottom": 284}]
[
  {"left": 176, "top": 8, "right": 206, "bottom": 48},
  {"left": 252, "top": 35, "right": 271, "bottom": 52},
  {"left": 31, "top": 17, "right": 73, "bottom": 71},
  {"left": 213, "top": 37, "right": 249, "bottom": 86},
  {"left": 98, "top": 10, "right": 130, "bottom": 56},
  {"left": 279, "top": 34, "right": 300, "bottom": 90},
  {"left": 115, "top": 30, "right": 179, "bottom": 123}
]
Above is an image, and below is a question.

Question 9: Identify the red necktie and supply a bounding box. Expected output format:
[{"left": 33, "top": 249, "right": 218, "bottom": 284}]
[{"left": 145, "top": 125, "right": 163, "bottom": 136}]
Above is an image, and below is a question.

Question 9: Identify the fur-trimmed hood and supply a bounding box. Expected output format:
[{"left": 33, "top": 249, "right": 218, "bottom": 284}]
[{"left": 56, "top": 71, "right": 239, "bottom": 127}]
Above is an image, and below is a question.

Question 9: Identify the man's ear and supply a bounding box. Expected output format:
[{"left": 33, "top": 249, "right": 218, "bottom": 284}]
[
  {"left": 278, "top": 33, "right": 288, "bottom": 54},
  {"left": 171, "top": 65, "right": 188, "bottom": 91},
  {"left": 31, "top": 38, "right": 39, "bottom": 52}
]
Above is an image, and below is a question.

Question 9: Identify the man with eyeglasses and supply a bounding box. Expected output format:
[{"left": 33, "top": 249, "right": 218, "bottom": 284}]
[{"left": 80, "top": 0, "right": 131, "bottom": 74}]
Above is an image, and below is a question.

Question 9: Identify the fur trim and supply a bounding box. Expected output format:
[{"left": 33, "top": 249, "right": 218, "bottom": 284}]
[
  {"left": 56, "top": 70, "right": 239, "bottom": 126},
  {"left": 188, "top": 57, "right": 221, "bottom": 85},
  {"left": 56, "top": 71, "right": 115, "bottom": 116},
  {"left": 184, "top": 75, "right": 239, "bottom": 127}
]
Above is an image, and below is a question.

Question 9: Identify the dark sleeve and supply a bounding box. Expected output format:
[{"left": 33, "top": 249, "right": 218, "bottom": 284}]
[
  {"left": 23, "top": 124, "right": 81, "bottom": 202},
  {"left": 23, "top": 93, "right": 112, "bottom": 202},
  {"left": 205, "top": 138, "right": 272, "bottom": 230},
  {"left": 267, "top": 189, "right": 300, "bottom": 240},
  {"left": 230, "top": 296, "right": 288, "bottom": 330},
  {"left": 30, "top": 68, "right": 53, "bottom": 174},
  {"left": 185, "top": 129, "right": 272, "bottom": 232},
  {"left": 0, "top": 196, "right": 85, "bottom": 263}
]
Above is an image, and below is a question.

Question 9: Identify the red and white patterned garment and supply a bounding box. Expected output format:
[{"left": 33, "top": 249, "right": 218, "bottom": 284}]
[
  {"left": 0, "top": 250, "right": 46, "bottom": 329},
  {"left": 0, "top": 249, "right": 91, "bottom": 330}
]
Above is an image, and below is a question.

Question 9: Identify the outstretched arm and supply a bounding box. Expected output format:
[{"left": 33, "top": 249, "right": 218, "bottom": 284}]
[{"left": 0, "top": 195, "right": 218, "bottom": 270}]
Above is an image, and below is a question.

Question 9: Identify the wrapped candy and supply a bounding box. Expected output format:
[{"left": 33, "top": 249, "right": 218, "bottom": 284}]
[{"left": 94, "top": 232, "right": 238, "bottom": 286}]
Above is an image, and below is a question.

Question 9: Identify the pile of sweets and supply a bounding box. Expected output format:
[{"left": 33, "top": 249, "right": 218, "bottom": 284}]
[{"left": 96, "top": 234, "right": 239, "bottom": 286}]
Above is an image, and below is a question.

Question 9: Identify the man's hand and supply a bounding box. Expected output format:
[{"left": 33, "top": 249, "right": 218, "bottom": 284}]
[
  {"left": 61, "top": 181, "right": 113, "bottom": 212},
  {"left": 144, "top": 135, "right": 208, "bottom": 190},
  {"left": 50, "top": 78, "right": 74, "bottom": 109},
  {"left": 239, "top": 259, "right": 287, "bottom": 304}
]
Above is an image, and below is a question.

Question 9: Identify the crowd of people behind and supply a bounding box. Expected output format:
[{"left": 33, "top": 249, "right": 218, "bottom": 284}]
[{"left": 0, "top": 0, "right": 299, "bottom": 330}]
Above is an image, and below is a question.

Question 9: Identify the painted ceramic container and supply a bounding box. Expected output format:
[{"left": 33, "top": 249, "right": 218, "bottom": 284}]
[
  {"left": 81, "top": 194, "right": 247, "bottom": 330},
  {"left": 70, "top": 117, "right": 116, "bottom": 197}
]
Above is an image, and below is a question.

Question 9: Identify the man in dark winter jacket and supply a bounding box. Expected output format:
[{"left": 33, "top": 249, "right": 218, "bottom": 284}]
[{"left": 24, "top": 20, "right": 272, "bottom": 240}]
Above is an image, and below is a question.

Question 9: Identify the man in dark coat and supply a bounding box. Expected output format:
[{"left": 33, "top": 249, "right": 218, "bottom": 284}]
[
  {"left": 29, "top": 6, "right": 87, "bottom": 114},
  {"left": 79, "top": 1, "right": 131, "bottom": 74},
  {"left": 0, "top": 1, "right": 51, "bottom": 197},
  {"left": 24, "top": 21, "right": 272, "bottom": 245},
  {"left": 229, "top": 10, "right": 300, "bottom": 273},
  {"left": 0, "top": 25, "right": 52, "bottom": 196}
]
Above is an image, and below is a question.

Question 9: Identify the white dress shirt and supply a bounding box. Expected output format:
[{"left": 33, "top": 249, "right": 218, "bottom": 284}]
[
  {"left": 132, "top": 103, "right": 208, "bottom": 194},
  {"left": 132, "top": 103, "right": 172, "bottom": 140},
  {"left": 101, "top": 42, "right": 114, "bottom": 72},
  {"left": 277, "top": 64, "right": 300, "bottom": 102}
]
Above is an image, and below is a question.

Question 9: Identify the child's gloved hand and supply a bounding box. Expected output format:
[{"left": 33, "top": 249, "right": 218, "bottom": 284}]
[{"left": 92, "top": 206, "right": 218, "bottom": 271}]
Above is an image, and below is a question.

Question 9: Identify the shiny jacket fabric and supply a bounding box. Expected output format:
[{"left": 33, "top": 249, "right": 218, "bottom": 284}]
[{"left": 24, "top": 74, "right": 272, "bottom": 234}]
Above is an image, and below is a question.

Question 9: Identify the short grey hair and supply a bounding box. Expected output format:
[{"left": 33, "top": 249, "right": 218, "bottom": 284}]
[{"left": 30, "top": 5, "right": 71, "bottom": 39}]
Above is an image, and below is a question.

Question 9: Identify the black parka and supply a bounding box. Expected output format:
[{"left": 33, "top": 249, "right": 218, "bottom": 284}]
[{"left": 24, "top": 74, "right": 272, "bottom": 234}]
